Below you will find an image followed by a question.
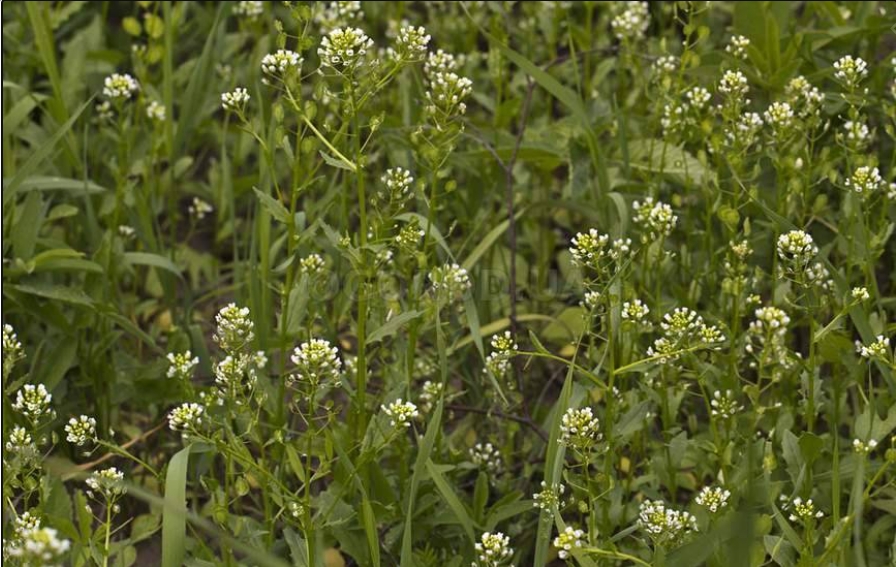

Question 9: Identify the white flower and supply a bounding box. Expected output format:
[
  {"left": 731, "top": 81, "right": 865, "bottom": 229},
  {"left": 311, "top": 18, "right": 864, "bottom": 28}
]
[
  {"left": 314, "top": 1, "right": 363, "bottom": 33},
  {"left": 485, "top": 331, "right": 517, "bottom": 379},
  {"left": 418, "top": 380, "right": 443, "bottom": 413},
  {"left": 6, "top": 426, "right": 35, "bottom": 454},
  {"left": 784, "top": 496, "right": 824, "bottom": 523},
  {"left": 856, "top": 335, "right": 890, "bottom": 360},
  {"left": 622, "top": 299, "right": 650, "bottom": 322},
  {"left": 695, "top": 486, "right": 731, "bottom": 513},
  {"left": 167, "top": 351, "right": 199, "bottom": 380},
  {"left": 381, "top": 399, "right": 419, "bottom": 428},
  {"left": 168, "top": 403, "right": 205, "bottom": 432},
  {"left": 145, "top": 100, "right": 166, "bottom": 121},
  {"left": 633, "top": 197, "right": 677, "bottom": 239},
  {"left": 425, "top": 49, "right": 459, "bottom": 76},
  {"left": 559, "top": 407, "right": 601, "bottom": 449},
  {"left": 470, "top": 442, "right": 503, "bottom": 474},
  {"left": 776, "top": 230, "right": 817, "bottom": 265},
  {"left": 686, "top": 86, "right": 712, "bottom": 110},
  {"left": 750, "top": 306, "right": 790, "bottom": 336},
  {"left": 843, "top": 120, "right": 869, "bottom": 143},
  {"left": 318, "top": 27, "right": 374, "bottom": 71},
  {"left": 532, "top": 481, "right": 566, "bottom": 512},
  {"left": 233, "top": 0, "right": 264, "bottom": 19},
  {"left": 13, "top": 384, "right": 54, "bottom": 422},
  {"left": 290, "top": 338, "right": 342, "bottom": 386},
  {"left": 380, "top": 167, "right": 414, "bottom": 201},
  {"left": 653, "top": 55, "right": 678, "bottom": 74},
  {"left": 726, "top": 35, "right": 750, "bottom": 59},
  {"left": 261, "top": 49, "right": 302, "bottom": 77},
  {"left": 764, "top": 101, "right": 794, "bottom": 131},
  {"left": 425, "top": 71, "right": 473, "bottom": 119},
  {"left": 221, "top": 87, "right": 251, "bottom": 112},
  {"left": 473, "top": 531, "right": 513, "bottom": 566},
  {"left": 718, "top": 70, "right": 749, "bottom": 97},
  {"left": 118, "top": 225, "right": 136, "bottom": 239},
  {"left": 86, "top": 467, "right": 126, "bottom": 500},
  {"left": 429, "top": 263, "right": 471, "bottom": 299},
  {"left": 4, "top": 525, "right": 71, "bottom": 566},
  {"left": 3, "top": 324, "right": 25, "bottom": 377},
  {"left": 393, "top": 25, "right": 430, "bottom": 60},
  {"left": 188, "top": 197, "right": 213, "bottom": 220},
  {"left": 611, "top": 1, "right": 650, "bottom": 41},
  {"left": 851, "top": 287, "right": 870, "bottom": 301},
  {"left": 710, "top": 390, "right": 743, "bottom": 419},
  {"left": 299, "top": 253, "right": 327, "bottom": 276},
  {"left": 852, "top": 438, "right": 878, "bottom": 454},
  {"left": 214, "top": 303, "right": 255, "bottom": 353},
  {"left": 845, "top": 166, "right": 883, "bottom": 195},
  {"left": 833, "top": 55, "right": 868, "bottom": 88},
  {"left": 553, "top": 526, "right": 585, "bottom": 559},
  {"left": 638, "top": 499, "right": 698, "bottom": 543},
  {"left": 103, "top": 73, "right": 139, "bottom": 100},
  {"left": 64, "top": 415, "right": 97, "bottom": 446}
]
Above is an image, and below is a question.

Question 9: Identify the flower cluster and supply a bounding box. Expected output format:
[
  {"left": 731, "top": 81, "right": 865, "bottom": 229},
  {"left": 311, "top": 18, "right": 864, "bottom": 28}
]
[
  {"left": 726, "top": 35, "right": 750, "bottom": 59},
  {"left": 473, "top": 531, "right": 513, "bottom": 567},
  {"left": 64, "top": 415, "right": 97, "bottom": 446},
  {"left": 845, "top": 166, "right": 883, "bottom": 196},
  {"left": 396, "top": 220, "right": 425, "bottom": 251},
  {"left": 553, "top": 526, "right": 586, "bottom": 559},
  {"left": 379, "top": 167, "right": 414, "bottom": 202},
  {"left": 188, "top": 197, "right": 213, "bottom": 220},
  {"left": 318, "top": 27, "right": 373, "bottom": 72},
  {"left": 300, "top": 253, "right": 327, "bottom": 276},
  {"left": 710, "top": 389, "right": 743, "bottom": 420},
  {"left": 852, "top": 438, "right": 878, "bottom": 454},
  {"left": 569, "top": 229, "right": 632, "bottom": 276},
  {"left": 559, "top": 407, "right": 602, "bottom": 450},
  {"left": 638, "top": 499, "right": 698, "bottom": 545},
  {"left": 776, "top": 230, "right": 818, "bottom": 270},
  {"left": 233, "top": 0, "right": 264, "bottom": 20},
  {"left": 418, "top": 380, "right": 442, "bottom": 413},
  {"left": 13, "top": 384, "right": 55, "bottom": 423},
  {"left": 533, "top": 481, "right": 566, "bottom": 511},
  {"left": 785, "top": 76, "right": 823, "bottom": 118},
  {"left": 833, "top": 55, "right": 868, "bottom": 89},
  {"left": 221, "top": 87, "right": 250, "bottom": 112},
  {"left": 168, "top": 403, "right": 205, "bottom": 433},
  {"left": 314, "top": 1, "right": 363, "bottom": 33},
  {"left": 856, "top": 335, "right": 890, "bottom": 361},
  {"left": 611, "top": 1, "right": 650, "bottom": 42},
  {"left": 167, "top": 351, "right": 199, "bottom": 381},
  {"left": 392, "top": 25, "right": 430, "bottom": 61},
  {"left": 764, "top": 101, "right": 795, "bottom": 134},
  {"left": 425, "top": 49, "right": 459, "bottom": 76},
  {"left": 261, "top": 49, "right": 302, "bottom": 78},
  {"left": 470, "top": 442, "right": 503, "bottom": 475},
  {"left": 718, "top": 70, "right": 749, "bottom": 97},
  {"left": 290, "top": 338, "right": 342, "bottom": 387},
  {"left": 695, "top": 486, "right": 731, "bottom": 513},
  {"left": 648, "top": 307, "right": 725, "bottom": 363},
  {"left": 429, "top": 263, "right": 471, "bottom": 300},
  {"left": 851, "top": 287, "right": 870, "bottom": 302},
  {"left": 484, "top": 331, "right": 517, "bottom": 380},
  {"left": 85, "top": 467, "right": 126, "bottom": 501},
  {"left": 381, "top": 398, "right": 419, "bottom": 428},
  {"left": 622, "top": 299, "right": 650, "bottom": 322},
  {"left": 424, "top": 70, "right": 473, "bottom": 120},
  {"left": 145, "top": 100, "right": 166, "bottom": 121},
  {"left": 4, "top": 523, "right": 71, "bottom": 567},
  {"left": 6, "top": 426, "right": 36, "bottom": 455},
  {"left": 103, "top": 73, "right": 139, "bottom": 100},
  {"left": 781, "top": 496, "right": 824, "bottom": 523},
  {"left": 214, "top": 303, "right": 255, "bottom": 353},
  {"left": 3, "top": 323, "right": 25, "bottom": 378},
  {"left": 748, "top": 306, "right": 790, "bottom": 339},
  {"left": 633, "top": 197, "right": 677, "bottom": 241}
]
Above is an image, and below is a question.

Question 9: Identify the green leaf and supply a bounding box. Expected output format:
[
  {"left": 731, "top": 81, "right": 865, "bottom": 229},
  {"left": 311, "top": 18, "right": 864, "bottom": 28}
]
[
  {"left": 124, "top": 252, "right": 183, "bottom": 279},
  {"left": 5, "top": 176, "right": 108, "bottom": 195},
  {"left": 366, "top": 310, "right": 423, "bottom": 345},
  {"left": 12, "top": 282, "right": 93, "bottom": 306},
  {"left": 162, "top": 445, "right": 192, "bottom": 567},
  {"left": 400, "top": 400, "right": 443, "bottom": 567},
  {"left": 426, "top": 460, "right": 476, "bottom": 543},
  {"left": 461, "top": 206, "right": 528, "bottom": 271},
  {"left": 13, "top": 191, "right": 46, "bottom": 260},
  {"left": 3, "top": 97, "right": 93, "bottom": 207},
  {"left": 319, "top": 150, "right": 356, "bottom": 171},
  {"left": 253, "top": 187, "right": 290, "bottom": 224}
]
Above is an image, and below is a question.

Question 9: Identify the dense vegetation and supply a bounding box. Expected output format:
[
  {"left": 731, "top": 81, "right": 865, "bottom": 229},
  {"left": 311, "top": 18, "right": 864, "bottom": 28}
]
[{"left": 2, "top": 2, "right": 896, "bottom": 566}]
